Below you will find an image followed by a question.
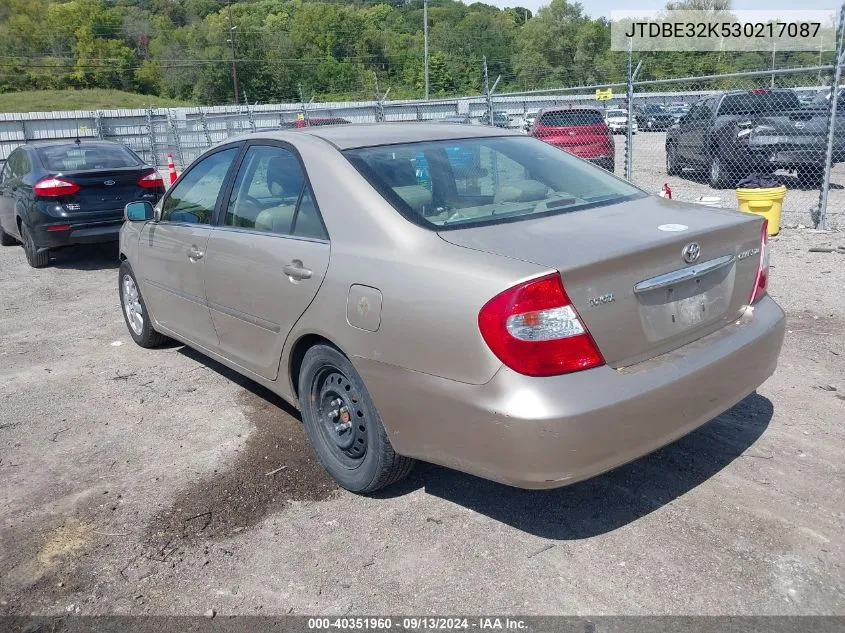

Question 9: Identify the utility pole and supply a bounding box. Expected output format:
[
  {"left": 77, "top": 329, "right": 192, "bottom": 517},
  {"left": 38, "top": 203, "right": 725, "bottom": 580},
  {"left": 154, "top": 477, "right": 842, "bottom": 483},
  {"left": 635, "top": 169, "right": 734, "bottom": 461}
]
[
  {"left": 770, "top": 42, "right": 776, "bottom": 89},
  {"left": 423, "top": 0, "right": 430, "bottom": 100},
  {"left": 226, "top": 1, "right": 239, "bottom": 105}
]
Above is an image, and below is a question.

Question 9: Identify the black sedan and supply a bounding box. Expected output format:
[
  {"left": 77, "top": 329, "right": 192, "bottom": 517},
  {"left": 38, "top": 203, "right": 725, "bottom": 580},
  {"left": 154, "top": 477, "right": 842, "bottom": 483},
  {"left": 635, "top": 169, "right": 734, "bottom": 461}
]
[
  {"left": 634, "top": 104, "right": 677, "bottom": 131},
  {"left": 0, "top": 141, "right": 165, "bottom": 267}
]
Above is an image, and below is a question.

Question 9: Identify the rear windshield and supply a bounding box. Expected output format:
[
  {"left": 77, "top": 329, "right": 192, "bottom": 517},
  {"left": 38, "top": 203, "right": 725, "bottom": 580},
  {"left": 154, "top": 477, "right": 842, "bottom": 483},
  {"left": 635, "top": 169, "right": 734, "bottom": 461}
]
[
  {"left": 37, "top": 144, "right": 141, "bottom": 171},
  {"left": 718, "top": 90, "right": 801, "bottom": 115},
  {"left": 344, "top": 136, "right": 644, "bottom": 230},
  {"left": 538, "top": 110, "right": 604, "bottom": 127}
]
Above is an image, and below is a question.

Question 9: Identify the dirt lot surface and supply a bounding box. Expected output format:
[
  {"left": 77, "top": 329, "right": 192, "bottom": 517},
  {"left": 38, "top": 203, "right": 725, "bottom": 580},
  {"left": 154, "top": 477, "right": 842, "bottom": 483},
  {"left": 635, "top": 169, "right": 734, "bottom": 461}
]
[{"left": 0, "top": 228, "right": 843, "bottom": 616}]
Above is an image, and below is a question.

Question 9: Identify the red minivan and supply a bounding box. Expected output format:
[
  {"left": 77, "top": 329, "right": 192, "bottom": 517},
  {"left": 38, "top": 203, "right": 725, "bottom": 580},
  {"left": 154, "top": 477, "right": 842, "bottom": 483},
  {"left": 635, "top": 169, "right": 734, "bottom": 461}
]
[{"left": 530, "top": 106, "right": 615, "bottom": 173}]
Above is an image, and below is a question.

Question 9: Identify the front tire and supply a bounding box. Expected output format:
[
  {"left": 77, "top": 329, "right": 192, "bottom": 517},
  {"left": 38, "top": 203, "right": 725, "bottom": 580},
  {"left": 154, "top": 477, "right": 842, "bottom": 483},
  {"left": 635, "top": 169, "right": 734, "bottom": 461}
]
[
  {"left": 298, "top": 344, "right": 415, "bottom": 493},
  {"left": 20, "top": 222, "right": 49, "bottom": 268},
  {"left": 708, "top": 153, "right": 735, "bottom": 189},
  {"left": 119, "top": 261, "right": 168, "bottom": 348},
  {"left": 666, "top": 142, "right": 681, "bottom": 176}
]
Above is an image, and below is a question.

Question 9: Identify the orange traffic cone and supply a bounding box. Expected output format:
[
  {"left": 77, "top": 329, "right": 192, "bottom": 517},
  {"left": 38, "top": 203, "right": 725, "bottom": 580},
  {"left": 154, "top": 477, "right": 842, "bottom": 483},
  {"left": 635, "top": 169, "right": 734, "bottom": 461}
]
[{"left": 167, "top": 153, "right": 177, "bottom": 185}]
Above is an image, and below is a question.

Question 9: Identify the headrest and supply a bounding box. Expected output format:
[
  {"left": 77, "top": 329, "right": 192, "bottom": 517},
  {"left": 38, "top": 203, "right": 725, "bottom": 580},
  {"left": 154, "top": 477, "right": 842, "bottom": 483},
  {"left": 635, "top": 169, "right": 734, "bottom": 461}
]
[
  {"left": 393, "top": 185, "right": 433, "bottom": 215},
  {"left": 267, "top": 156, "right": 304, "bottom": 198},
  {"left": 494, "top": 180, "right": 549, "bottom": 204}
]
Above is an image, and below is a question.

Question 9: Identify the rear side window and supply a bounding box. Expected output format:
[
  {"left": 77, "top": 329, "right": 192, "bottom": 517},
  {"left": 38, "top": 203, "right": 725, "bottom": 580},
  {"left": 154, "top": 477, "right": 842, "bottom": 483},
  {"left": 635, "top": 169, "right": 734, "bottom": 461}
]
[
  {"left": 37, "top": 144, "right": 141, "bottom": 171},
  {"left": 538, "top": 110, "right": 604, "bottom": 126},
  {"left": 224, "top": 144, "right": 327, "bottom": 239}
]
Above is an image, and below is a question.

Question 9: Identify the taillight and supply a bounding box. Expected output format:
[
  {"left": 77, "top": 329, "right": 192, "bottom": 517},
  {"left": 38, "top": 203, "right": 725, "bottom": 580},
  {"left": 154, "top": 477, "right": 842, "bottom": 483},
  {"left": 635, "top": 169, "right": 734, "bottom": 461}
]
[
  {"left": 137, "top": 170, "right": 164, "bottom": 189},
  {"left": 33, "top": 177, "right": 80, "bottom": 197},
  {"left": 750, "top": 219, "right": 769, "bottom": 304},
  {"left": 478, "top": 273, "right": 605, "bottom": 377}
]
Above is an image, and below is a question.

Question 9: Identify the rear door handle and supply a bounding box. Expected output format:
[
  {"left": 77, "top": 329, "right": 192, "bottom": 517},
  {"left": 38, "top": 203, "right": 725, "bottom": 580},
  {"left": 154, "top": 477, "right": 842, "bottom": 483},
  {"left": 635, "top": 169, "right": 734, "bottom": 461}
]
[
  {"left": 188, "top": 246, "right": 204, "bottom": 261},
  {"left": 283, "top": 259, "right": 312, "bottom": 281}
]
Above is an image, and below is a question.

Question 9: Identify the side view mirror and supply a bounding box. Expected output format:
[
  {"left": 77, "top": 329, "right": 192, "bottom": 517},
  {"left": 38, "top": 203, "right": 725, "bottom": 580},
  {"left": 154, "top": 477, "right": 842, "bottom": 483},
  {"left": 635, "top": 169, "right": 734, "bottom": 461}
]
[{"left": 125, "top": 201, "right": 154, "bottom": 222}]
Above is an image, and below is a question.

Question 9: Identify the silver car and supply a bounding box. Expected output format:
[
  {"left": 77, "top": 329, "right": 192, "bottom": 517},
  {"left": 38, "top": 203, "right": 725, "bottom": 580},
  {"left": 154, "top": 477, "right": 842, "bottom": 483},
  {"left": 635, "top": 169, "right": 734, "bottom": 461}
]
[{"left": 119, "top": 124, "right": 785, "bottom": 493}]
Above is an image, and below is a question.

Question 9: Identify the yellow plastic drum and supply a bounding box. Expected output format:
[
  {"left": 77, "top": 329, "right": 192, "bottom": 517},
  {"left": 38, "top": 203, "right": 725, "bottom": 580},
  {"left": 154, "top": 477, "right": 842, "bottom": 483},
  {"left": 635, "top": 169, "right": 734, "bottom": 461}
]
[{"left": 735, "top": 185, "right": 786, "bottom": 236}]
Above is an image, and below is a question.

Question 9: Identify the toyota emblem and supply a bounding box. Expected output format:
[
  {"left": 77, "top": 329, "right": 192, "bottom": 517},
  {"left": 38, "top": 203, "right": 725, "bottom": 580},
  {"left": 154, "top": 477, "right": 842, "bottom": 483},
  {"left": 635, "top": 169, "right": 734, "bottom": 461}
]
[{"left": 682, "top": 242, "right": 701, "bottom": 264}]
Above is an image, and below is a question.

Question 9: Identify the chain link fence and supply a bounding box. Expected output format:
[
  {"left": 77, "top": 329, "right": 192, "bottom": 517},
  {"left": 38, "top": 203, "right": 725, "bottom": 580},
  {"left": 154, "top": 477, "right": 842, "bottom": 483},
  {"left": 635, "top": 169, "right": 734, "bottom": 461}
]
[{"left": 1, "top": 66, "right": 844, "bottom": 230}]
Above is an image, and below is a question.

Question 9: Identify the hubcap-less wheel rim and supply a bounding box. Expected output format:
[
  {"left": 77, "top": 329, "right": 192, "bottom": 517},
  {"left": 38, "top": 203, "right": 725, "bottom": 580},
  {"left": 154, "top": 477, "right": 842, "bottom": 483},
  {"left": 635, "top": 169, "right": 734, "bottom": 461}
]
[
  {"left": 313, "top": 367, "right": 368, "bottom": 468},
  {"left": 122, "top": 274, "right": 144, "bottom": 336}
]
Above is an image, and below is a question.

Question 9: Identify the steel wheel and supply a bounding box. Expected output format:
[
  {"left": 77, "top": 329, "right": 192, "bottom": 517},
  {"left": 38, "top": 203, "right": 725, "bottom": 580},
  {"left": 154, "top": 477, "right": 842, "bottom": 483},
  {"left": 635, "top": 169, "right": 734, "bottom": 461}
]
[
  {"left": 122, "top": 274, "right": 144, "bottom": 336},
  {"left": 312, "top": 366, "right": 369, "bottom": 469}
]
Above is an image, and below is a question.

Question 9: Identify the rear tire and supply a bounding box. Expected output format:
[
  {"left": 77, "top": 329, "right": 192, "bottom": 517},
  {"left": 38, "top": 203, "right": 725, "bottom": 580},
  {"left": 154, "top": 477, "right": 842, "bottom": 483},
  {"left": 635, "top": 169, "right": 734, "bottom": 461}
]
[
  {"left": 298, "top": 344, "right": 415, "bottom": 493},
  {"left": 119, "top": 261, "right": 168, "bottom": 348},
  {"left": 797, "top": 166, "right": 824, "bottom": 189},
  {"left": 0, "top": 224, "right": 17, "bottom": 246},
  {"left": 20, "top": 222, "right": 49, "bottom": 268}
]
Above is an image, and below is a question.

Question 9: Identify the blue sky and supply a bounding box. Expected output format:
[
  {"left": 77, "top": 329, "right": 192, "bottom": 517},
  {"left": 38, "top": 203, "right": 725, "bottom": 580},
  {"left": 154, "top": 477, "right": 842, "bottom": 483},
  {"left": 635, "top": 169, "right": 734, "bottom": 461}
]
[{"left": 472, "top": 0, "right": 838, "bottom": 19}]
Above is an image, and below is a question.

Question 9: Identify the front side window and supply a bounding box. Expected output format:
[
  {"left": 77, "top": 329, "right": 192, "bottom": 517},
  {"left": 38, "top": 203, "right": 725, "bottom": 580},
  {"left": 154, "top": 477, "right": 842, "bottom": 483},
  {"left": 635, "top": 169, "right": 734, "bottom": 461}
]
[
  {"left": 345, "top": 136, "right": 644, "bottom": 230},
  {"left": 161, "top": 147, "right": 239, "bottom": 224},
  {"left": 225, "top": 145, "right": 327, "bottom": 239}
]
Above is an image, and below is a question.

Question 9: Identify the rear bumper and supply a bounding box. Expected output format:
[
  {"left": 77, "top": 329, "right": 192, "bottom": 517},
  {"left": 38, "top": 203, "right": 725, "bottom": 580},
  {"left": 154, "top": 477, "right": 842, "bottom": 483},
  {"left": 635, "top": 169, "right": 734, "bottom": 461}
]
[
  {"left": 356, "top": 295, "right": 785, "bottom": 489},
  {"left": 31, "top": 220, "right": 122, "bottom": 250},
  {"left": 734, "top": 142, "right": 844, "bottom": 168}
]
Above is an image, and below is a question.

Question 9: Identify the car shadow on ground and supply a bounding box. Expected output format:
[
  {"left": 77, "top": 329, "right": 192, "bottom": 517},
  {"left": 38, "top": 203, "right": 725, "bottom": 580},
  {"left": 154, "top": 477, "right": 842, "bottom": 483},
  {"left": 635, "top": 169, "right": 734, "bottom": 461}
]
[
  {"left": 50, "top": 242, "right": 121, "bottom": 270},
  {"left": 378, "top": 393, "right": 773, "bottom": 539},
  {"left": 175, "top": 346, "right": 772, "bottom": 540}
]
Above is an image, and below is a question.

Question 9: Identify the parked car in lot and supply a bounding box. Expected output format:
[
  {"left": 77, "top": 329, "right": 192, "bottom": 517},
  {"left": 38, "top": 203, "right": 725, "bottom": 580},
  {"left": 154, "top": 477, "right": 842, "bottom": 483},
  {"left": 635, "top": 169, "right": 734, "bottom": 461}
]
[
  {"left": 479, "top": 111, "right": 510, "bottom": 128},
  {"left": 118, "top": 123, "right": 784, "bottom": 493},
  {"left": 530, "top": 106, "right": 615, "bottom": 172},
  {"left": 280, "top": 117, "right": 351, "bottom": 128},
  {"left": 666, "top": 88, "right": 845, "bottom": 188},
  {"left": 604, "top": 107, "right": 637, "bottom": 134},
  {"left": 522, "top": 111, "right": 538, "bottom": 133},
  {"left": 0, "top": 141, "right": 165, "bottom": 267},
  {"left": 634, "top": 104, "right": 677, "bottom": 131}
]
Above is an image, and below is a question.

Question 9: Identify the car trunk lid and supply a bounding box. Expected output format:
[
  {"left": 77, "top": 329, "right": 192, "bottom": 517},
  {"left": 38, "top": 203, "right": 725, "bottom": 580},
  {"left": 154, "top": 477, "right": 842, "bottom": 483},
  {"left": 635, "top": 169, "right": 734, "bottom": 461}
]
[
  {"left": 47, "top": 167, "right": 160, "bottom": 217},
  {"left": 439, "top": 197, "right": 764, "bottom": 367}
]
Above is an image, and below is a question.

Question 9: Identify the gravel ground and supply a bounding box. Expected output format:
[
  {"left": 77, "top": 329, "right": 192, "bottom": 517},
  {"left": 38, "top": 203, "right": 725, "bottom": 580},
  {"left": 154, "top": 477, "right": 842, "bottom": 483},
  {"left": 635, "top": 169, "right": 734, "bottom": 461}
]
[
  {"left": 613, "top": 131, "right": 845, "bottom": 230},
  {"left": 0, "top": 228, "right": 843, "bottom": 616}
]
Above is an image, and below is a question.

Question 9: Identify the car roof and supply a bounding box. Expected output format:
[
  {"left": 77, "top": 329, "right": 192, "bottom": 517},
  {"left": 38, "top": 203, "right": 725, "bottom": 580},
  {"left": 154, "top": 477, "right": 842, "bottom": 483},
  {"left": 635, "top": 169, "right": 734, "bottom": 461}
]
[
  {"left": 28, "top": 140, "right": 126, "bottom": 151},
  {"left": 245, "top": 122, "right": 522, "bottom": 150}
]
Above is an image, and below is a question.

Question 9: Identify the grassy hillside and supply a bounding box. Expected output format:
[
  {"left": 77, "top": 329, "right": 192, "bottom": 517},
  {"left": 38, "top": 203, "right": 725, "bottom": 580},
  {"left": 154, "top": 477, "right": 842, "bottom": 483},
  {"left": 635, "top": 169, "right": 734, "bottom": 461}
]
[{"left": 0, "top": 89, "right": 190, "bottom": 113}]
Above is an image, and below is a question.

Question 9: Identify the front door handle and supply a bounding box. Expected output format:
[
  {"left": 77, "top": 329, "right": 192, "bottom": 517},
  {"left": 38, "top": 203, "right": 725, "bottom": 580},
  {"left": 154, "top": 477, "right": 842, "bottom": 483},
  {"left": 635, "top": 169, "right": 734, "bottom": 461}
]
[
  {"left": 188, "top": 245, "right": 204, "bottom": 261},
  {"left": 283, "top": 259, "right": 312, "bottom": 281}
]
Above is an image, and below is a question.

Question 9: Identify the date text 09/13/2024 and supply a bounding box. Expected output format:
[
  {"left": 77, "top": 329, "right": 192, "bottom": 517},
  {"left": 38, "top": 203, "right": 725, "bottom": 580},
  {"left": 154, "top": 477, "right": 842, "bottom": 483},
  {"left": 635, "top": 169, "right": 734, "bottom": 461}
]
[{"left": 307, "top": 617, "right": 528, "bottom": 630}]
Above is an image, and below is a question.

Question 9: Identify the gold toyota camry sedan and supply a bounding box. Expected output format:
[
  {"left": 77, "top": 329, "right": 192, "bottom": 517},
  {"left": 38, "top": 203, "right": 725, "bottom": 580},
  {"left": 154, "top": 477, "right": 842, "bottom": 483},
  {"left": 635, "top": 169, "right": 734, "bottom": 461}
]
[{"left": 118, "top": 123, "right": 785, "bottom": 493}]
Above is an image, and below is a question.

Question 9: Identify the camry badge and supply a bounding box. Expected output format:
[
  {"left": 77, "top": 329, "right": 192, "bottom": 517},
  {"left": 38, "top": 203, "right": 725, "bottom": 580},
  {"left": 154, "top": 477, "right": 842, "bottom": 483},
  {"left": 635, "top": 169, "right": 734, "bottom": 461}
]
[
  {"left": 104, "top": 180, "right": 116, "bottom": 186},
  {"left": 682, "top": 242, "right": 701, "bottom": 264}
]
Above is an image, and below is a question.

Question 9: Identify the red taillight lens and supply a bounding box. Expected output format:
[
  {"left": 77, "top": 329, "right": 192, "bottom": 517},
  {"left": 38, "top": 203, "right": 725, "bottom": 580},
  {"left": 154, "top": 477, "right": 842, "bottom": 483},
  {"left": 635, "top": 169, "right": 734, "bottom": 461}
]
[
  {"left": 750, "top": 219, "right": 769, "bottom": 304},
  {"left": 478, "top": 273, "right": 605, "bottom": 377},
  {"left": 33, "top": 177, "right": 80, "bottom": 197},
  {"left": 47, "top": 224, "right": 71, "bottom": 232},
  {"left": 137, "top": 170, "right": 164, "bottom": 189}
]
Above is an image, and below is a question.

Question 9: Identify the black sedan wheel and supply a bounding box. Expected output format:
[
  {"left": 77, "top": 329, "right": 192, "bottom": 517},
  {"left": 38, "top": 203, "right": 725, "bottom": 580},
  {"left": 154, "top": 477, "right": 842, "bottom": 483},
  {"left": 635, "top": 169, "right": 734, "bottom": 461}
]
[
  {"left": 20, "top": 223, "right": 49, "bottom": 268},
  {"left": 299, "top": 344, "right": 415, "bottom": 493}
]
